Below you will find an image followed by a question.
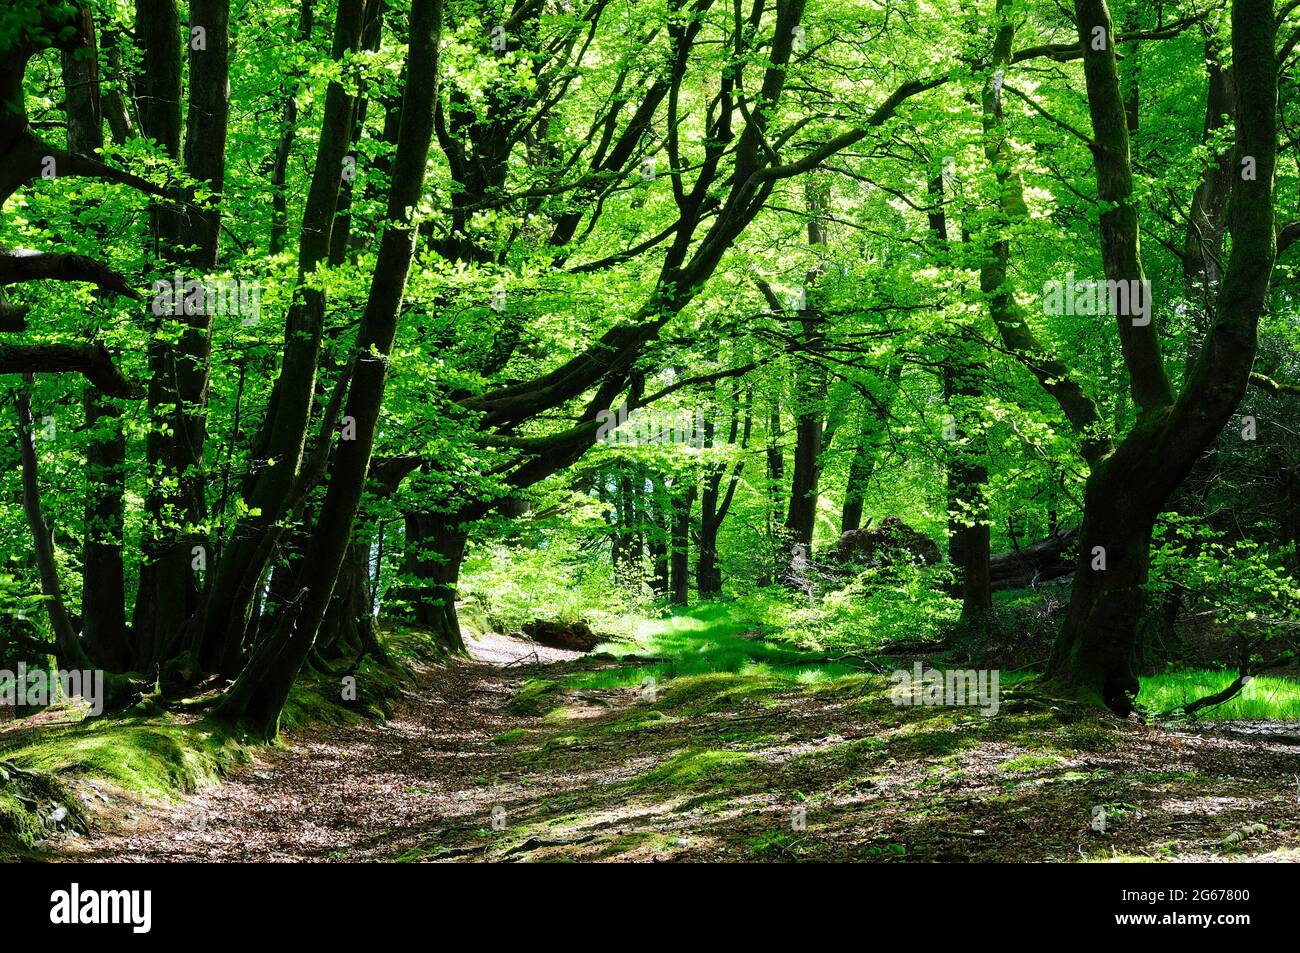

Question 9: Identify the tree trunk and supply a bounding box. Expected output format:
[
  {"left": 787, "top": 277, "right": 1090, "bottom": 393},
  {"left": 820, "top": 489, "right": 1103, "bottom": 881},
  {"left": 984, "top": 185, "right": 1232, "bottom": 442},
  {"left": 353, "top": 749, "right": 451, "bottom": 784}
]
[
  {"left": 197, "top": 0, "right": 369, "bottom": 674},
  {"left": 783, "top": 180, "right": 829, "bottom": 552},
  {"left": 217, "top": 0, "right": 444, "bottom": 739},
  {"left": 399, "top": 512, "right": 468, "bottom": 654},
  {"left": 946, "top": 363, "right": 992, "bottom": 624},
  {"left": 989, "top": 527, "right": 1078, "bottom": 590},
  {"left": 81, "top": 388, "right": 129, "bottom": 671},
  {"left": 646, "top": 476, "right": 670, "bottom": 596},
  {"left": 1048, "top": 451, "right": 1158, "bottom": 711},
  {"left": 1049, "top": 0, "right": 1277, "bottom": 713},
  {"left": 14, "top": 381, "right": 94, "bottom": 672},
  {"left": 670, "top": 486, "right": 695, "bottom": 606},
  {"left": 131, "top": 0, "right": 187, "bottom": 671},
  {"left": 841, "top": 365, "right": 900, "bottom": 533},
  {"left": 785, "top": 407, "right": 822, "bottom": 549},
  {"left": 610, "top": 470, "right": 640, "bottom": 587},
  {"left": 696, "top": 456, "right": 724, "bottom": 598},
  {"left": 841, "top": 443, "right": 869, "bottom": 534},
  {"left": 320, "top": 532, "right": 385, "bottom": 663},
  {"left": 696, "top": 521, "right": 722, "bottom": 597},
  {"left": 270, "top": 0, "right": 315, "bottom": 256},
  {"left": 1182, "top": 43, "right": 1235, "bottom": 366},
  {"left": 61, "top": 27, "right": 129, "bottom": 671},
  {"left": 763, "top": 398, "right": 785, "bottom": 584},
  {"left": 696, "top": 381, "right": 749, "bottom": 597},
  {"left": 952, "top": 0, "right": 1027, "bottom": 630},
  {"left": 174, "top": 0, "right": 231, "bottom": 615}
]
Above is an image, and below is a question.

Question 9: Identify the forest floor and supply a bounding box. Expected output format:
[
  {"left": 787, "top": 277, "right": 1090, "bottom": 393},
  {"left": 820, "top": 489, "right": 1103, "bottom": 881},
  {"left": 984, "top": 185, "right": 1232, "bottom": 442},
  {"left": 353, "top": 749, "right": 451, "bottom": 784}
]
[{"left": 40, "top": 608, "right": 1300, "bottom": 862}]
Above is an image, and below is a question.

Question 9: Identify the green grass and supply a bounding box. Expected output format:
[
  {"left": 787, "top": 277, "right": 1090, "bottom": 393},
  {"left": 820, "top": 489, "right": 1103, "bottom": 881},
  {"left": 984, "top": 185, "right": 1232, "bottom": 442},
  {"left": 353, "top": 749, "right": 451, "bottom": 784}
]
[
  {"left": 570, "top": 603, "right": 862, "bottom": 691},
  {"left": 748, "top": 831, "right": 804, "bottom": 857},
  {"left": 1140, "top": 670, "right": 1300, "bottom": 720}
]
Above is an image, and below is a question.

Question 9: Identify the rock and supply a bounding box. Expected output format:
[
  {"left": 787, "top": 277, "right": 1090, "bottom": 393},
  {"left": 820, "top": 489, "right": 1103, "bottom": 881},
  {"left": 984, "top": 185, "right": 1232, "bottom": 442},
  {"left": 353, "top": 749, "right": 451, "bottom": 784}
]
[{"left": 520, "top": 619, "right": 601, "bottom": 652}]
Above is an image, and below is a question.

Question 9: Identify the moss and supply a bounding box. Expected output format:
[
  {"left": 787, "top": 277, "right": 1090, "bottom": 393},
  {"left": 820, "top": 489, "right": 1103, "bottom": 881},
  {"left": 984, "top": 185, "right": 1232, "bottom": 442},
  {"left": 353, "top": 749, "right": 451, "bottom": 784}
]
[
  {"left": 507, "top": 679, "right": 564, "bottom": 716},
  {"left": 586, "top": 831, "right": 681, "bottom": 859},
  {"left": 2, "top": 698, "right": 286, "bottom": 801},
  {"left": 280, "top": 682, "right": 367, "bottom": 730},
  {"left": 748, "top": 831, "right": 803, "bottom": 858},
  {"left": 1, "top": 718, "right": 249, "bottom": 798},
  {"left": 790, "top": 736, "right": 886, "bottom": 777},
  {"left": 570, "top": 707, "right": 674, "bottom": 739},
  {"left": 0, "top": 760, "right": 92, "bottom": 859},
  {"left": 1082, "top": 854, "right": 1165, "bottom": 863},
  {"left": 0, "top": 791, "right": 44, "bottom": 853},
  {"left": 809, "top": 674, "right": 891, "bottom": 700},
  {"left": 490, "top": 728, "right": 531, "bottom": 745},
  {"left": 1057, "top": 724, "right": 1119, "bottom": 753},
  {"left": 859, "top": 840, "right": 908, "bottom": 859},
  {"left": 457, "top": 602, "right": 491, "bottom": 639},
  {"left": 628, "top": 748, "right": 762, "bottom": 791},
  {"left": 657, "top": 673, "right": 782, "bottom": 712},
  {"left": 1137, "top": 770, "right": 1202, "bottom": 784},
  {"left": 610, "top": 710, "right": 672, "bottom": 734},
  {"left": 999, "top": 753, "right": 1065, "bottom": 773},
  {"left": 0, "top": 626, "right": 424, "bottom": 858},
  {"left": 885, "top": 727, "right": 974, "bottom": 758},
  {"left": 281, "top": 649, "right": 418, "bottom": 729}
]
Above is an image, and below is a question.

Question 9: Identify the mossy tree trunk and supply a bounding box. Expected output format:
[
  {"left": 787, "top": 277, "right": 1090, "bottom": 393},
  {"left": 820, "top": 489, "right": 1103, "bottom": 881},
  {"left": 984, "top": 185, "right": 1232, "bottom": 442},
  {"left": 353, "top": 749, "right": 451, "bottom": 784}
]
[
  {"left": 218, "top": 0, "right": 445, "bottom": 739},
  {"left": 196, "top": 0, "right": 368, "bottom": 674},
  {"left": 399, "top": 511, "right": 469, "bottom": 655},
  {"left": 61, "top": 25, "right": 129, "bottom": 671},
  {"left": 1048, "top": 0, "right": 1278, "bottom": 713}
]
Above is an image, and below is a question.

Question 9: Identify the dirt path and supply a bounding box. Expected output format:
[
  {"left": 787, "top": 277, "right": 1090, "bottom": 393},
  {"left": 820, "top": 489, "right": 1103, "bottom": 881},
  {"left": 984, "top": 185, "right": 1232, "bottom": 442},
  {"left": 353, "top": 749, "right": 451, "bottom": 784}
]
[
  {"left": 56, "top": 632, "right": 1300, "bottom": 863},
  {"left": 61, "top": 633, "right": 577, "bottom": 862}
]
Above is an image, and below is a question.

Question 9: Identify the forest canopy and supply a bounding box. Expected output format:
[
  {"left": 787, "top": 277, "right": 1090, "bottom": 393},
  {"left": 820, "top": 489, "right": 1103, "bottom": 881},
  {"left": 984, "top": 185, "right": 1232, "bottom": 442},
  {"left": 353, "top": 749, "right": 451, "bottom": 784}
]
[{"left": 1, "top": 0, "right": 1299, "bottom": 869}]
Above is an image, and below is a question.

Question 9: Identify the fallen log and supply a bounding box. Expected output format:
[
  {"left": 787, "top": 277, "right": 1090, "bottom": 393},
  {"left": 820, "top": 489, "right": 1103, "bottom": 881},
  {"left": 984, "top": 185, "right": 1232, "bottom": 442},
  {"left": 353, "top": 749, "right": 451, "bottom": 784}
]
[
  {"left": 989, "top": 527, "right": 1078, "bottom": 591},
  {"left": 520, "top": 619, "right": 601, "bottom": 652},
  {"left": 829, "top": 517, "right": 942, "bottom": 567}
]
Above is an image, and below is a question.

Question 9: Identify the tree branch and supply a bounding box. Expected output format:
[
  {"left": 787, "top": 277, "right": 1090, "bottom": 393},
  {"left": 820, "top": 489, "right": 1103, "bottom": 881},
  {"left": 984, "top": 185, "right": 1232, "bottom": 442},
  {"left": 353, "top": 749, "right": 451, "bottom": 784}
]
[
  {"left": 1249, "top": 371, "right": 1300, "bottom": 397},
  {"left": 0, "top": 344, "right": 143, "bottom": 398},
  {"left": 0, "top": 249, "right": 140, "bottom": 299}
]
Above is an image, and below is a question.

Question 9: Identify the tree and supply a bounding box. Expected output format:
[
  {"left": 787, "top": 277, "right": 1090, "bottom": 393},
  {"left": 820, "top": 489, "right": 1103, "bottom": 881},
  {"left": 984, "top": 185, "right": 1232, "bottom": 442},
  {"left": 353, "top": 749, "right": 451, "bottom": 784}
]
[{"left": 1048, "top": 0, "right": 1278, "bottom": 713}]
